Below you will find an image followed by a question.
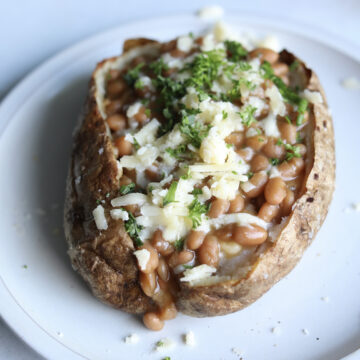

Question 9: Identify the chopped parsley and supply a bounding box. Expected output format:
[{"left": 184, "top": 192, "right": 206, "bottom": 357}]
[
  {"left": 163, "top": 181, "right": 178, "bottom": 206},
  {"left": 246, "top": 171, "right": 254, "bottom": 179},
  {"left": 149, "top": 58, "right": 169, "bottom": 76},
  {"left": 96, "top": 199, "right": 102, "bottom": 205},
  {"left": 140, "top": 98, "right": 150, "bottom": 106},
  {"left": 134, "top": 78, "right": 144, "bottom": 90},
  {"left": 133, "top": 137, "right": 140, "bottom": 150},
  {"left": 285, "top": 115, "right": 292, "bottom": 124},
  {"left": 276, "top": 139, "right": 301, "bottom": 160},
  {"left": 124, "top": 212, "right": 143, "bottom": 247},
  {"left": 173, "top": 238, "right": 185, "bottom": 251},
  {"left": 191, "top": 188, "right": 203, "bottom": 196},
  {"left": 179, "top": 109, "right": 211, "bottom": 148},
  {"left": 261, "top": 61, "right": 308, "bottom": 125},
  {"left": 284, "top": 143, "right": 301, "bottom": 161},
  {"left": 238, "top": 105, "right": 257, "bottom": 127},
  {"left": 225, "top": 40, "right": 248, "bottom": 62},
  {"left": 222, "top": 110, "right": 228, "bottom": 119},
  {"left": 183, "top": 49, "right": 225, "bottom": 91},
  {"left": 123, "top": 63, "right": 144, "bottom": 86},
  {"left": 269, "top": 158, "right": 280, "bottom": 166},
  {"left": 165, "top": 144, "right": 192, "bottom": 160},
  {"left": 22, "top": 264, "right": 28, "bottom": 269},
  {"left": 188, "top": 198, "right": 209, "bottom": 229},
  {"left": 119, "top": 182, "right": 135, "bottom": 195},
  {"left": 226, "top": 143, "right": 234, "bottom": 149},
  {"left": 232, "top": 170, "right": 238, "bottom": 175},
  {"left": 144, "top": 108, "right": 151, "bottom": 117}
]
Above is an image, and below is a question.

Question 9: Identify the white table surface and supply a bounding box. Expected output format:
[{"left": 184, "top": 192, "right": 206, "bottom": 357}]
[{"left": 0, "top": 1, "right": 359, "bottom": 359}]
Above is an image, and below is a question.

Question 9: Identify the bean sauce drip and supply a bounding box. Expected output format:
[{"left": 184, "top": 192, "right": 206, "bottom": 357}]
[{"left": 103, "top": 34, "right": 310, "bottom": 330}]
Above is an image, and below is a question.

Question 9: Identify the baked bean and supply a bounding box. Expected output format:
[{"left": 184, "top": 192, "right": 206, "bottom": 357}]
[
  {"left": 208, "top": 198, "right": 230, "bottom": 218},
  {"left": 140, "top": 243, "right": 159, "bottom": 273},
  {"left": 251, "top": 154, "right": 269, "bottom": 172},
  {"left": 214, "top": 224, "right": 234, "bottom": 242},
  {"left": 106, "top": 100, "right": 123, "bottom": 115},
  {"left": 225, "top": 132, "right": 244, "bottom": 147},
  {"left": 262, "top": 138, "right": 285, "bottom": 158},
  {"left": 158, "top": 302, "right": 177, "bottom": 320},
  {"left": 246, "top": 135, "right": 267, "bottom": 151},
  {"left": 243, "top": 171, "right": 269, "bottom": 198},
  {"left": 157, "top": 258, "right": 170, "bottom": 281},
  {"left": 264, "top": 177, "right": 287, "bottom": 205},
  {"left": 248, "top": 48, "right": 279, "bottom": 64},
  {"left": 143, "top": 312, "right": 164, "bottom": 331},
  {"left": 151, "top": 230, "right": 174, "bottom": 256},
  {"left": 258, "top": 202, "right": 280, "bottom": 222},
  {"left": 168, "top": 249, "right": 194, "bottom": 268},
  {"left": 119, "top": 175, "right": 133, "bottom": 187},
  {"left": 236, "top": 147, "right": 254, "bottom": 162},
  {"left": 281, "top": 188, "right": 295, "bottom": 216},
  {"left": 145, "top": 167, "right": 162, "bottom": 182},
  {"left": 106, "top": 114, "right": 127, "bottom": 132},
  {"left": 278, "top": 157, "right": 304, "bottom": 178},
  {"left": 139, "top": 271, "right": 157, "bottom": 297},
  {"left": 234, "top": 224, "right": 268, "bottom": 246},
  {"left": 228, "top": 194, "right": 245, "bottom": 213},
  {"left": 297, "top": 143, "right": 307, "bottom": 156},
  {"left": 134, "top": 106, "right": 148, "bottom": 125},
  {"left": 279, "top": 122, "right": 297, "bottom": 144},
  {"left": 123, "top": 168, "right": 136, "bottom": 182},
  {"left": 273, "top": 63, "right": 289, "bottom": 77},
  {"left": 114, "top": 136, "right": 133, "bottom": 156},
  {"left": 124, "top": 204, "right": 139, "bottom": 215},
  {"left": 187, "top": 230, "right": 206, "bottom": 250},
  {"left": 107, "top": 79, "right": 127, "bottom": 99},
  {"left": 198, "top": 235, "right": 220, "bottom": 267}
]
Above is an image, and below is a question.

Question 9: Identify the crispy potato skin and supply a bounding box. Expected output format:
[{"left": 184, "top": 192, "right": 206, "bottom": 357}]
[
  {"left": 64, "top": 43, "right": 159, "bottom": 313},
  {"left": 64, "top": 41, "right": 335, "bottom": 317},
  {"left": 176, "top": 51, "right": 335, "bottom": 316}
]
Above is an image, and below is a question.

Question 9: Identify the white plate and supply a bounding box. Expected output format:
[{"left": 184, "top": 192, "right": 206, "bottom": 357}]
[{"left": 1, "top": 13, "right": 360, "bottom": 360}]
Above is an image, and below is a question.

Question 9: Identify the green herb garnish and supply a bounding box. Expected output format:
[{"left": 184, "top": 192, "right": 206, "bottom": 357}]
[
  {"left": 269, "top": 158, "right": 280, "bottom": 166},
  {"left": 119, "top": 182, "right": 135, "bottom": 195},
  {"left": 284, "top": 143, "right": 301, "bottom": 161},
  {"left": 222, "top": 110, "right": 228, "bottom": 119},
  {"left": 133, "top": 137, "right": 140, "bottom": 150},
  {"left": 225, "top": 40, "right": 248, "bottom": 62},
  {"left": 163, "top": 181, "right": 178, "bottom": 206},
  {"left": 188, "top": 198, "right": 209, "bottom": 229},
  {"left": 179, "top": 109, "right": 211, "bottom": 148},
  {"left": 285, "top": 115, "right": 292, "bottom": 124},
  {"left": 134, "top": 78, "right": 144, "bottom": 90},
  {"left": 246, "top": 171, "right": 254, "bottom": 179},
  {"left": 149, "top": 59, "right": 169, "bottom": 76},
  {"left": 165, "top": 144, "right": 192, "bottom": 160},
  {"left": 191, "top": 188, "right": 203, "bottom": 196},
  {"left": 261, "top": 61, "right": 308, "bottom": 125},
  {"left": 144, "top": 108, "right": 151, "bottom": 117},
  {"left": 123, "top": 63, "right": 144, "bottom": 86},
  {"left": 238, "top": 105, "right": 257, "bottom": 127},
  {"left": 124, "top": 212, "right": 143, "bottom": 247},
  {"left": 174, "top": 238, "right": 185, "bottom": 251}
]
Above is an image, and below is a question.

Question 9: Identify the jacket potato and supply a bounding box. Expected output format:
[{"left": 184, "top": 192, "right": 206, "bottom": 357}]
[{"left": 64, "top": 27, "right": 335, "bottom": 330}]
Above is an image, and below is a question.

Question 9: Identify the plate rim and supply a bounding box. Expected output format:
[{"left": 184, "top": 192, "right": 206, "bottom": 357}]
[{"left": 0, "top": 11, "right": 359, "bottom": 360}]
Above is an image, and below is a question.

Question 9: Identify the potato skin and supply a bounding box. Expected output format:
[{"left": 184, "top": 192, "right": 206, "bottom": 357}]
[
  {"left": 176, "top": 51, "right": 335, "bottom": 316},
  {"left": 64, "top": 42, "right": 335, "bottom": 317},
  {"left": 64, "top": 42, "right": 160, "bottom": 314}
]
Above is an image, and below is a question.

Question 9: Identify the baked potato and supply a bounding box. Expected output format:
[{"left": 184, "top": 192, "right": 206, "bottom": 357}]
[{"left": 64, "top": 25, "right": 335, "bottom": 330}]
